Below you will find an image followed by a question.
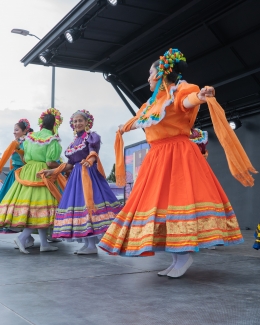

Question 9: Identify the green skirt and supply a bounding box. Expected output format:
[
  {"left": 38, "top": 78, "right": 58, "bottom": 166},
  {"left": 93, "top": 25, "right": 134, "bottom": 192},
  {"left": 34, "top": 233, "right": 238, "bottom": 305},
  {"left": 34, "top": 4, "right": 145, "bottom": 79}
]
[{"left": 0, "top": 161, "right": 58, "bottom": 229}]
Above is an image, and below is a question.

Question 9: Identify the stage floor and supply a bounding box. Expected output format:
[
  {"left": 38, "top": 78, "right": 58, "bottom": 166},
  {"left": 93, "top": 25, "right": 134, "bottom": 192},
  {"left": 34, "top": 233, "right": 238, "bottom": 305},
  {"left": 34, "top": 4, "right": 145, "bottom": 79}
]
[{"left": 0, "top": 230, "right": 259, "bottom": 325}]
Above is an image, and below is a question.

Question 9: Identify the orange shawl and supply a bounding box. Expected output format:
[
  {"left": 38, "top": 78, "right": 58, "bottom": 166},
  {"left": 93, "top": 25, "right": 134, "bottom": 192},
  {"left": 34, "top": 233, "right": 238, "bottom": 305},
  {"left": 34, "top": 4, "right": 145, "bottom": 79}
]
[
  {"left": 15, "top": 164, "right": 67, "bottom": 202},
  {"left": 205, "top": 96, "right": 257, "bottom": 186},
  {"left": 114, "top": 117, "right": 137, "bottom": 186},
  {"left": 0, "top": 140, "right": 19, "bottom": 173},
  {"left": 115, "top": 94, "right": 257, "bottom": 187},
  {"left": 80, "top": 152, "right": 106, "bottom": 214}
]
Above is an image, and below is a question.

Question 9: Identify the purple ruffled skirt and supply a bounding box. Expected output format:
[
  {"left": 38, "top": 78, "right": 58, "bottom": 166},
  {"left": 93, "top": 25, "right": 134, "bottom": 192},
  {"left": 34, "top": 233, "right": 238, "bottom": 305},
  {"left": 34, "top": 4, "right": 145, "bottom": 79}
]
[{"left": 53, "top": 163, "right": 122, "bottom": 241}]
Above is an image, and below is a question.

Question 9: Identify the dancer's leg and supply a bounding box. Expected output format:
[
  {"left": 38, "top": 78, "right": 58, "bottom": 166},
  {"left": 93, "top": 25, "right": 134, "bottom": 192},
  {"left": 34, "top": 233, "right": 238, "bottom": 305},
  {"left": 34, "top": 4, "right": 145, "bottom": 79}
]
[
  {"left": 15, "top": 228, "right": 33, "bottom": 254},
  {"left": 76, "top": 238, "right": 89, "bottom": 253},
  {"left": 158, "top": 253, "right": 177, "bottom": 276},
  {"left": 47, "top": 227, "right": 62, "bottom": 242},
  {"left": 77, "top": 237, "right": 98, "bottom": 255},
  {"left": 167, "top": 253, "right": 193, "bottom": 278},
  {"left": 25, "top": 235, "right": 35, "bottom": 247},
  {"left": 75, "top": 238, "right": 88, "bottom": 254},
  {"left": 18, "top": 228, "right": 33, "bottom": 246},
  {"left": 87, "top": 237, "right": 96, "bottom": 249},
  {"left": 38, "top": 229, "right": 58, "bottom": 252}
]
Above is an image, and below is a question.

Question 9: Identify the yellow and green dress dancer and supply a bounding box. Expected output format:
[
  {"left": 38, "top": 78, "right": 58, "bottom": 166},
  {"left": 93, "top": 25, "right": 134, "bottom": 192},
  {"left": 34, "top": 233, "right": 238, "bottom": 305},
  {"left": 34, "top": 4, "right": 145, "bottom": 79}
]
[{"left": 0, "top": 108, "right": 63, "bottom": 254}]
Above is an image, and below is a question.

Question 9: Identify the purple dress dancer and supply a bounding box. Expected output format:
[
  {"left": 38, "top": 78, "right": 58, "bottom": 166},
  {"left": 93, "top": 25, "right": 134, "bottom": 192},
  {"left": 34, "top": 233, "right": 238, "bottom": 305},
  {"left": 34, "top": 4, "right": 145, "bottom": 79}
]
[{"left": 53, "top": 130, "right": 122, "bottom": 247}]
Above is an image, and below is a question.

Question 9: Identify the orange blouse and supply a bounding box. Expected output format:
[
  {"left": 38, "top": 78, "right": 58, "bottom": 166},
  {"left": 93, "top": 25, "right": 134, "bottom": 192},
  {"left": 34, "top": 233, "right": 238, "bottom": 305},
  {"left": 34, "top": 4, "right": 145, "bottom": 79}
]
[
  {"left": 133, "top": 82, "right": 200, "bottom": 143},
  {"left": 116, "top": 83, "right": 257, "bottom": 187}
]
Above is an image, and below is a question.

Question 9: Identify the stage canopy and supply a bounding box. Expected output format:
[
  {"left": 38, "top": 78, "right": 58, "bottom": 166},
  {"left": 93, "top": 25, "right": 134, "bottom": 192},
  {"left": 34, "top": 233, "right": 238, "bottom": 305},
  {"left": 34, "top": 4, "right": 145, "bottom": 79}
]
[{"left": 21, "top": 0, "right": 260, "bottom": 126}]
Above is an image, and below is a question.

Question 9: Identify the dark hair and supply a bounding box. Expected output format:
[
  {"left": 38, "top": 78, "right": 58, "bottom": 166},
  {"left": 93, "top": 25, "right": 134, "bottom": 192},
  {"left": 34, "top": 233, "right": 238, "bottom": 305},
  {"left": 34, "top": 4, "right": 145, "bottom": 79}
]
[
  {"left": 152, "top": 59, "right": 188, "bottom": 84},
  {"left": 15, "top": 122, "right": 34, "bottom": 134},
  {"left": 42, "top": 114, "right": 55, "bottom": 130}
]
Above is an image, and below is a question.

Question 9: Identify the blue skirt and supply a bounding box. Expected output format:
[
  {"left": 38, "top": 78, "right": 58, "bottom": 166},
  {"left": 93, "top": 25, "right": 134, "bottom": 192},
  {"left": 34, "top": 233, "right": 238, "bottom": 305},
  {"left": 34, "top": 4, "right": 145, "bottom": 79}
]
[
  {"left": 0, "top": 165, "right": 22, "bottom": 202},
  {"left": 0, "top": 165, "right": 23, "bottom": 234}
]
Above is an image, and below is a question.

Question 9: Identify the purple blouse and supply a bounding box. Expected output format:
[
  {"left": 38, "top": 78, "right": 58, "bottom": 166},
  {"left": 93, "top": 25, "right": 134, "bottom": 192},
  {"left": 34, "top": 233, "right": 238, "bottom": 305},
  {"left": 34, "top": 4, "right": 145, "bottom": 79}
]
[{"left": 65, "top": 131, "right": 101, "bottom": 165}]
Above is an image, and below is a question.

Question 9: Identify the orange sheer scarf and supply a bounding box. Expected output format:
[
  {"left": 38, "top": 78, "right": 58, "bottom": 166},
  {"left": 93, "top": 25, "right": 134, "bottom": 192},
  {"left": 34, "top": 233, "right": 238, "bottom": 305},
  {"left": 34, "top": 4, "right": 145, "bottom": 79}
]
[
  {"left": 114, "top": 117, "right": 138, "bottom": 187},
  {"left": 0, "top": 140, "right": 19, "bottom": 173},
  {"left": 16, "top": 164, "right": 67, "bottom": 202},
  {"left": 205, "top": 94, "right": 257, "bottom": 187},
  {"left": 80, "top": 152, "right": 106, "bottom": 214}
]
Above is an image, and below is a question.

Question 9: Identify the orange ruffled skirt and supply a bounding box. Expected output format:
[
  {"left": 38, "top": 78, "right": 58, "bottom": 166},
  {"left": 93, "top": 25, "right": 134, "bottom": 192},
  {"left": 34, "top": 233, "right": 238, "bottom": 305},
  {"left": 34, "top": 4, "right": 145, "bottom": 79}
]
[{"left": 99, "top": 135, "right": 243, "bottom": 256}]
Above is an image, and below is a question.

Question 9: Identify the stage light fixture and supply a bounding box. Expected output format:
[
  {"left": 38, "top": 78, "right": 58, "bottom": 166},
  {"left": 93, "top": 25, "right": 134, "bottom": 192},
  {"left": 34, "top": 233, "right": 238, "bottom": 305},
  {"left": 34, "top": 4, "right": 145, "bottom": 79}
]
[
  {"left": 107, "top": 0, "right": 117, "bottom": 6},
  {"left": 64, "top": 28, "right": 82, "bottom": 43},
  {"left": 38, "top": 49, "right": 53, "bottom": 64},
  {"left": 229, "top": 118, "right": 242, "bottom": 130},
  {"left": 103, "top": 72, "right": 116, "bottom": 82}
]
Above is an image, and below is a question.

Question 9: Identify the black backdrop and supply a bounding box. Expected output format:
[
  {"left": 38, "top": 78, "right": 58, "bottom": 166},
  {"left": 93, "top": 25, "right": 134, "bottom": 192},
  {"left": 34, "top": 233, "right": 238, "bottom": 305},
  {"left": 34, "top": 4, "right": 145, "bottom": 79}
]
[{"left": 205, "top": 113, "right": 260, "bottom": 229}]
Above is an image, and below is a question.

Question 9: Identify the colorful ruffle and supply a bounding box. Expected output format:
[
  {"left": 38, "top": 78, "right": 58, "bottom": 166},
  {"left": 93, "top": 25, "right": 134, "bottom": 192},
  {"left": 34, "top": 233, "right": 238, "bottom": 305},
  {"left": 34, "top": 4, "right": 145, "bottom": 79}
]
[
  {"left": 190, "top": 128, "right": 208, "bottom": 144},
  {"left": 65, "top": 132, "right": 88, "bottom": 156},
  {"left": 136, "top": 84, "right": 179, "bottom": 128},
  {"left": 26, "top": 133, "right": 60, "bottom": 145}
]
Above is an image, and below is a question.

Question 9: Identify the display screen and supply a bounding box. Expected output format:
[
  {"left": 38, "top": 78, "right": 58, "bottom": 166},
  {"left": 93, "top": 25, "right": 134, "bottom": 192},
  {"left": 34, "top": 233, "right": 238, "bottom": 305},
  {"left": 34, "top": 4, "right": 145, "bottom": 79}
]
[{"left": 124, "top": 140, "right": 150, "bottom": 201}]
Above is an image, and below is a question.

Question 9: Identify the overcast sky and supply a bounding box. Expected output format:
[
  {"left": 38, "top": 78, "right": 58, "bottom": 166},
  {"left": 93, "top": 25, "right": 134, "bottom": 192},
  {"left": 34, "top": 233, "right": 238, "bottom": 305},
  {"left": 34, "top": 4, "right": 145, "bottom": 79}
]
[{"left": 0, "top": 0, "right": 145, "bottom": 175}]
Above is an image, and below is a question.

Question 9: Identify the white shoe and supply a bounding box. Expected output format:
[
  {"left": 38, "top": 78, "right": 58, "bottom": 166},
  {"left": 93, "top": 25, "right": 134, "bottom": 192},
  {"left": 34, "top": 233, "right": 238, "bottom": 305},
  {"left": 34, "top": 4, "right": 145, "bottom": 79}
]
[
  {"left": 14, "top": 237, "right": 30, "bottom": 254},
  {"left": 77, "top": 247, "right": 98, "bottom": 255},
  {"left": 158, "top": 265, "right": 175, "bottom": 276},
  {"left": 167, "top": 255, "right": 193, "bottom": 278},
  {"left": 15, "top": 237, "right": 34, "bottom": 249},
  {"left": 40, "top": 246, "right": 58, "bottom": 252}
]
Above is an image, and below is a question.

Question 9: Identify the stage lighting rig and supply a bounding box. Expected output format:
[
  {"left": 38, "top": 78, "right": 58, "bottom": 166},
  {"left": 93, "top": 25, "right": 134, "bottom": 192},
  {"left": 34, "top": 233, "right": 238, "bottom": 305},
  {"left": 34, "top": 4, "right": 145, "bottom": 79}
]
[
  {"left": 38, "top": 49, "right": 58, "bottom": 64},
  {"left": 107, "top": 0, "right": 117, "bottom": 6},
  {"left": 64, "top": 28, "right": 82, "bottom": 44},
  {"left": 229, "top": 118, "right": 242, "bottom": 130}
]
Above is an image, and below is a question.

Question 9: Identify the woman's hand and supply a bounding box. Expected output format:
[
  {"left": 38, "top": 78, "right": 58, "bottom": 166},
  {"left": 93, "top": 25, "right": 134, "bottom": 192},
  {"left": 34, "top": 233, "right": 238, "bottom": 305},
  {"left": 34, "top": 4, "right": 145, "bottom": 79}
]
[
  {"left": 36, "top": 169, "right": 54, "bottom": 178},
  {"left": 80, "top": 160, "right": 91, "bottom": 167},
  {"left": 80, "top": 157, "right": 95, "bottom": 168},
  {"left": 118, "top": 124, "right": 124, "bottom": 135},
  {"left": 197, "top": 87, "right": 215, "bottom": 101}
]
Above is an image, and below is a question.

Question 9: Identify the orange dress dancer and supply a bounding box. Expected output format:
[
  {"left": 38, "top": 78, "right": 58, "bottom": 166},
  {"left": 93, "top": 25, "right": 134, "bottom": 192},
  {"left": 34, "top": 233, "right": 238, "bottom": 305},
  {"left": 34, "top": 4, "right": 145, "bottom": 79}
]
[{"left": 99, "top": 48, "right": 257, "bottom": 278}]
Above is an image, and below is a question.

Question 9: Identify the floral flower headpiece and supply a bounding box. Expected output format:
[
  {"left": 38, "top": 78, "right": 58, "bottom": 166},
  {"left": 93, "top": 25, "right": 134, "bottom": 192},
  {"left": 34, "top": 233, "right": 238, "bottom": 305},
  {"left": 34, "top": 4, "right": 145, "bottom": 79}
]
[
  {"left": 18, "top": 118, "right": 31, "bottom": 132},
  {"left": 38, "top": 108, "right": 63, "bottom": 135},
  {"left": 155, "top": 48, "right": 186, "bottom": 81},
  {"left": 150, "top": 48, "right": 186, "bottom": 105},
  {"left": 70, "top": 110, "right": 94, "bottom": 131}
]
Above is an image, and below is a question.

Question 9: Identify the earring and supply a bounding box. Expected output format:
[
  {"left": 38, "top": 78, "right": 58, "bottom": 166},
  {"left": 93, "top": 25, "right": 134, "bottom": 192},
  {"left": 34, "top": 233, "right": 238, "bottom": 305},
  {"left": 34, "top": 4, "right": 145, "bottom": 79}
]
[
  {"left": 85, "top": 126, "right": 89, "bottom": 132},
  {"left": 159, "top": 83, "right": 165, "bottom": 91}
]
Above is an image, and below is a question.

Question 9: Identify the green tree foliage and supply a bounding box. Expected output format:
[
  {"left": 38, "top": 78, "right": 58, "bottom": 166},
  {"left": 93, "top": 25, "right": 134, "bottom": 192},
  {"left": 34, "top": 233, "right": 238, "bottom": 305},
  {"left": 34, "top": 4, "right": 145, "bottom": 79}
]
[{"left": 107, "top": 163, "right": 116, "bottom": 183}]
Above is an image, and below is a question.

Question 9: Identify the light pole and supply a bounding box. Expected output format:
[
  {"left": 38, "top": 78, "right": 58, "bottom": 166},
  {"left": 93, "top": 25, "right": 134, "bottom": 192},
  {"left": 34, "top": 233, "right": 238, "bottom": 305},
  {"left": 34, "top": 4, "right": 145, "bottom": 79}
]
[{"left": 11, "top": 28, "right": 56, "bottom": 108}]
